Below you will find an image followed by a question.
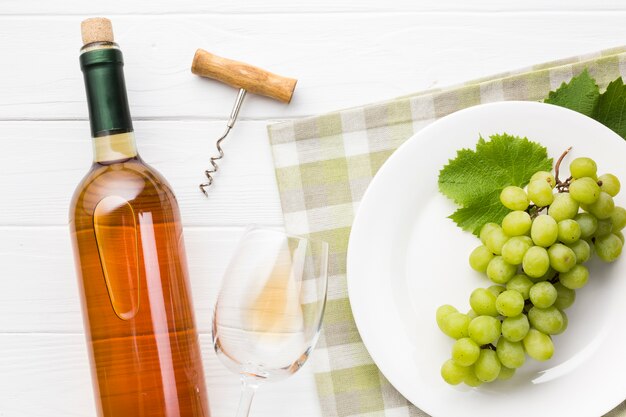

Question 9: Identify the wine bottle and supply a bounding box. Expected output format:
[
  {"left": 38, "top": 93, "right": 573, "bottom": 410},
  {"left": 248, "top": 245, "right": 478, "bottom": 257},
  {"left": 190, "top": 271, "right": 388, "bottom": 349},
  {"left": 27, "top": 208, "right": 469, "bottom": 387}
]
[{"left": 69, "top": 18, "right": 210, "bottom": 417}]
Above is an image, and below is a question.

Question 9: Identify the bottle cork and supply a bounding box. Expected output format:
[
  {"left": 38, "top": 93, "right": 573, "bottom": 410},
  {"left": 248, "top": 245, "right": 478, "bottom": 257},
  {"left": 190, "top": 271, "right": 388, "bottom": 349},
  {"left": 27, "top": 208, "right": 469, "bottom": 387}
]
[{"left": 81, "top": 18, "right": 114, "bottom": 45}]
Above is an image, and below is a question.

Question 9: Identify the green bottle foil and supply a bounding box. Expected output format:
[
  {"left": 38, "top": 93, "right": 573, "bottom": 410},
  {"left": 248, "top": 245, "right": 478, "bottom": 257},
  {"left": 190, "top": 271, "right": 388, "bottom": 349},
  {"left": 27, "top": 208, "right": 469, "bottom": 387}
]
[{"left": 80, "top": 46, "right": 134, "bottom": 138}]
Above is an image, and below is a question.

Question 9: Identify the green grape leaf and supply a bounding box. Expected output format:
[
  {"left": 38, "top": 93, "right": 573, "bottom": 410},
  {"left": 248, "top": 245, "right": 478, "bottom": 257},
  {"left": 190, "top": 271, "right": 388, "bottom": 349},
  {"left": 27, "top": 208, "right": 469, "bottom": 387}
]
[
  {"left": 593, "top": 77, "right": 626, "bottom": 139},
  {"left": 438, "top": 133, "right": 552, "bottom": 235},
  {"left": 544, "top": 70, "right": 599, "bottom": 117},
  {"left": 543, "top": 71, "right": 626, "bottom": 140},
  {"left": 449, "top": 192, "right": 509, "bottom": 236}
]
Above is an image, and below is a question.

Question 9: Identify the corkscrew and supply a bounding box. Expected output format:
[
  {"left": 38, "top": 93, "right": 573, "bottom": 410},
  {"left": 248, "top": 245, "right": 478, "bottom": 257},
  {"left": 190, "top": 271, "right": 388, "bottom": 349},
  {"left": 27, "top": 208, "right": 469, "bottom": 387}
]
[{"left": 191, "top": 49, "right": 298, "bottom": 196}]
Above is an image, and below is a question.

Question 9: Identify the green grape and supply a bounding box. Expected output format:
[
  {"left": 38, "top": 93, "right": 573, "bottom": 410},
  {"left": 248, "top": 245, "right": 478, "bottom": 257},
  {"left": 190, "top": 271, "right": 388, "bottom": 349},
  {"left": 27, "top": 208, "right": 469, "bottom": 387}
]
[
  {"left": 468, "top": 316, "right": 501, "bottom": 345},
  {"left": 531, "top": 214, "right": 558, "bottom": 247},
  {"left": 501, "top": 236, "right": 533, "bottom": 265},
  {"left": 548, "top": 193, "right": 579, "bottom": 221},
  {"left": 467, "top": 309, "right": 478, "bottom": 319},
  {"left": 500, "top": 186, "right": 530, "bottom": 211},
  {"left": 480, "top": 223, "right": 501, "bottom": 245},
  {"left": 615, "top": 231, "right": 625, "bottom": 244},
  {"left": 594, "top": 218, "right": 613, "bottom": 237},
  {"left": 439, "top": 312, "right": 471, "bottom": 339},
  {"left": 497, "top": 366, "right": 516, "bottom": 380},
  {"left": 598, "top": 173, "right": 621, "bottom": 197},
  {"left": 469, "top": 288, "right": 498, "bottom": 317},
  {"left": 522, "top": 246, "right": 550, "bottom": 278},
  {"left": 523, "top": 328, "right": 554, "bottom": 361},
  {"left": 553, "top": 310, "right": 568, "bottom": 335},
  {"left": 441, "top": 359, "right": 470, "bottom": 385},
  {"left": 528, "top": 306, "right": 564, "bottom": 335},
  {"left": 575, "top": 213, "right": 598, "bottom": 238},
  {"left": 474, "top": 349, "right": 501, "bottom": 383},
  {"left": 486, "top": 227, "right": 510, "bottom": 255},
  {"left": 570, "top": 157, "right": 597, "bottom": 179},
  {"left": 610, "top": 207, "right": 626, "bottom": 231},
  {"left": 463, "top": 368, "right": 483, "bottom": 387},
  {"left": 568, "top": 239, "right": 591, "bottom": 264},
  {"left": 502, "top": 211, "right": 532, "bottom": 236},
  {"left": 530, "top": 171, "right": 556, "bottom": 189},
  {"left": 584, "top": 191, "right": 615, "bottom": 219},
  {"left": 451, "top": 337, "right": 481, "bottom": 367},
  {"left": 528, "top": 267, "right": 556, "bottom": 283},
  {"left": 557, "top": 219, "right": 581, "bottom": 244},
  {"left": 501, "top": 314, "right": 530, "bottom": 342},
  {"left": 527, "top": 179, "right": 554, "bottom": 207},
  {"left": 569, "top": 177, "right": 601, "bottom": 204},
  {"left": 486, "top": 256, "right": 517, "bottom": 284},
  {"left": 496, "top": 338, "right": 526, "bottom": 369},
  {"left": 529, "top": 281, "right": 558, "bottom": 308},
  {"left": 547, "top": 243, "right": 576, "bottom": 273},
  {"left": 522, "top": 235, "right": 533, "bottom": 245},
  {"left": 496, "top": 290, "right": 525, "bottom": 317},
  {"left": 553, "top": 282, "right": 576, "bottom": 310},
  {"left": 436, "top": 304, "right": 458, "bottom": 324},
  {"left": 506, "top": 274, "right": 533, "bottom": 299},
  {"left": 487, "top": 285, "right": 506, "bottom": 297},
  {"left": 559, "top": 264, "right": 589, "bottom": 289},
  {"left": 595, "top": 234, "right": 624, "bottom": 262},
  {"left": 469, "top": 245, "right": 494, "bottom": 272}
]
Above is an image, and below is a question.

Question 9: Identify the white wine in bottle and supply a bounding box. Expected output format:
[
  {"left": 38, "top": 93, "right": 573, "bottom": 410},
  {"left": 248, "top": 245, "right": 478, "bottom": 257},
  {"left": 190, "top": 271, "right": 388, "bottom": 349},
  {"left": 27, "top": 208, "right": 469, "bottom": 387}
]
[{"left": 69, "top": 18, "right": 210, "bottom": 417}]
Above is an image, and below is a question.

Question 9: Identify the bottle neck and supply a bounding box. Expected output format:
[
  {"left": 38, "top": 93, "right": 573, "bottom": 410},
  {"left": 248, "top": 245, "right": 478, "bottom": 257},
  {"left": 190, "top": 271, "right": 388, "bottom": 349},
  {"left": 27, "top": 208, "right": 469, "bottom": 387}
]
[
  {"left": 92, "top": 131, "right": 138, "bottom": 163},
  {"left": 80, "top": 42, "right": 135, "bottom": 143}
]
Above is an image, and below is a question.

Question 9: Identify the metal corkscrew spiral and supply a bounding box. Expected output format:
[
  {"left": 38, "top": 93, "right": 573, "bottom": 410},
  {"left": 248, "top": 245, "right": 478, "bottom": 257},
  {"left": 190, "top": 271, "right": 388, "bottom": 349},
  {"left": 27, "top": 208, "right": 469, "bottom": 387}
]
[
  {"left": 191, "top": 49, "right": 297, "bottom": 196},
  {"left": 199, "top": 88, "right": 247, "bottom": 196}
]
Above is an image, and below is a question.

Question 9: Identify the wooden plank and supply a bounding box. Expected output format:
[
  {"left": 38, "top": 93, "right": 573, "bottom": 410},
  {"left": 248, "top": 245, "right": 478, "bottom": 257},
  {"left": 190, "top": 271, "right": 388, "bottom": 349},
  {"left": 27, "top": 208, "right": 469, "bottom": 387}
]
[
  {"left": 0, "top": 333, "right": 322, "bottom": 417},
  {"left": 0, "top": 121, "right": 284, "bottom": 226},
  {"left": 1, "top": 14, "right": 625, "bottom": 120},
  {"left": 1, "top": 0, "right": 625, "bottom": 14},
  {"left": 0, "top": 227, "right": 248, "bottom": 333}
]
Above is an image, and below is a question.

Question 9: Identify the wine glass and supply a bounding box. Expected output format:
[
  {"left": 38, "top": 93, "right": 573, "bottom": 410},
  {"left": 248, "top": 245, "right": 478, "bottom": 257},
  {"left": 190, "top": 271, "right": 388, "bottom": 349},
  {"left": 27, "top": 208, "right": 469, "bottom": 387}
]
[{"left": 212, "top": 226, "right": 329, "bottom": 417}]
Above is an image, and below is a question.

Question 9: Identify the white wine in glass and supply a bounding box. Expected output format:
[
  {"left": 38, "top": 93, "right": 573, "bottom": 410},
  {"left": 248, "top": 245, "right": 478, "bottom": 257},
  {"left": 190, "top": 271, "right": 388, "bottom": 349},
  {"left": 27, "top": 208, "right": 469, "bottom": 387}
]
[{"left": 213, "top": 227, "right": 329, "bottom": 417}]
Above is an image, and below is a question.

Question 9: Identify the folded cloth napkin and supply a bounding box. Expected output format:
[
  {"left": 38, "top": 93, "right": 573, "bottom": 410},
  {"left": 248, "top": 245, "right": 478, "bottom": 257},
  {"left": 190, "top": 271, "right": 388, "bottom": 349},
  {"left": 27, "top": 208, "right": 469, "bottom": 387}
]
[{"left": 267, "top": 46, "right": 626, "bottom": 417}]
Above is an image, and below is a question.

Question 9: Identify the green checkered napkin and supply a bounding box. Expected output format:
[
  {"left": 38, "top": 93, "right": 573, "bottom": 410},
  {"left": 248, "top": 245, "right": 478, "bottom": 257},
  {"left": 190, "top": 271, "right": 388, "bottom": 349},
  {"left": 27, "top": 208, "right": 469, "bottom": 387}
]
[{"left": 267, "top": 47, "right": 626, "bottom": 417}]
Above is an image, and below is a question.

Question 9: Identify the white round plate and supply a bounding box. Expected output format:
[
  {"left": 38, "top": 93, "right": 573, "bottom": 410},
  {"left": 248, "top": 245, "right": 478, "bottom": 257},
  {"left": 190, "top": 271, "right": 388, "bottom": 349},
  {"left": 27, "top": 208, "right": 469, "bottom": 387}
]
[{"left": 347, "top": 101, "right": 626, "bottom": 417}]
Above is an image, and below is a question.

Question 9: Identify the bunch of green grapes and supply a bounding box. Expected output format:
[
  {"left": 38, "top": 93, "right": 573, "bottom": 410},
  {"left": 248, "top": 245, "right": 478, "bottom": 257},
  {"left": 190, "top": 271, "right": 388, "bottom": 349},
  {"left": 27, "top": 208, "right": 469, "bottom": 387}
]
[{"left": 437, "top": 155, "right": 624, "bottom": 387}]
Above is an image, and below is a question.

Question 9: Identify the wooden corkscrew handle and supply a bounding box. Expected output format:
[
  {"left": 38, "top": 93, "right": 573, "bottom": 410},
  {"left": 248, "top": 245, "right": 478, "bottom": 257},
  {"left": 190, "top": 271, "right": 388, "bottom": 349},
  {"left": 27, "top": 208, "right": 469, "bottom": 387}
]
[{"left": 191, "top": 49, "right": 297, "bottom": 103}]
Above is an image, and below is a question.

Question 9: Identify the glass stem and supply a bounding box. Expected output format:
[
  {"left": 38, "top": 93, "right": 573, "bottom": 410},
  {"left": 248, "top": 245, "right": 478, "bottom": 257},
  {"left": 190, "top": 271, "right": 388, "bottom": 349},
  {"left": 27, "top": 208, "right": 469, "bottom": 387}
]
[{"left": 235, "top": 377, "right": 258, "bottom": 417}]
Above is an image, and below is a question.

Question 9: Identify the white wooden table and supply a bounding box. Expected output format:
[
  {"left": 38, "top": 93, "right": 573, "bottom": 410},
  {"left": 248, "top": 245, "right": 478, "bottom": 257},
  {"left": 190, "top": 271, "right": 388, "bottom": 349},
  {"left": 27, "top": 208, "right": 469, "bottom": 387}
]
[{"left": 2, "top": 1, "right": 626, "bottom": 416}]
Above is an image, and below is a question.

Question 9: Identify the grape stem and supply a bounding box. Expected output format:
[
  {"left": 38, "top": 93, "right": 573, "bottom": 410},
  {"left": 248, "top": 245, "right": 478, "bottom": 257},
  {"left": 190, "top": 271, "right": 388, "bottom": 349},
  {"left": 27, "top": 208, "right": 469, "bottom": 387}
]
[
  {"left": 556, "top": 176, "right": 573, "bottom": 193},
  {"left": 527, "top": 147, "right": 573, "bottom": 218},
  {"left": 554, "top": 146, "right": 573, "bottom": 191},
  {"left": 527, "top": 204, "right": 547, "bottom": 219}
]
